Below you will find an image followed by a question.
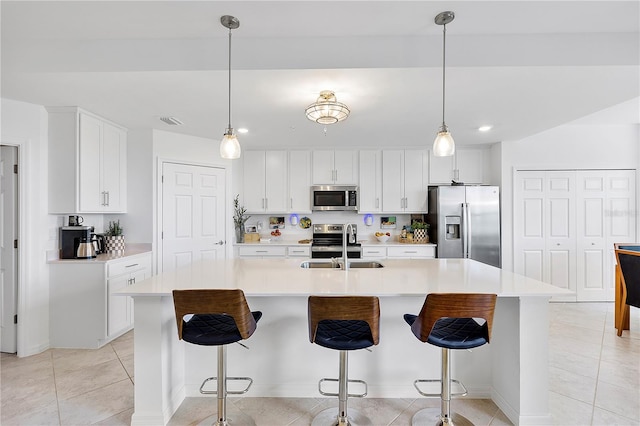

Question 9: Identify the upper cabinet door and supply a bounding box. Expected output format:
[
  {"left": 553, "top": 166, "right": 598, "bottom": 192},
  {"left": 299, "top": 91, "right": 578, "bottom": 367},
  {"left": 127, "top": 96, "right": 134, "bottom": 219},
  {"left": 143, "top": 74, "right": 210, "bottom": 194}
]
[
  {"left": 358, "top": 150, "right": 382, "bottom": 212},
  {"left": 289, "top": 151, "right": 311, "bottom": 212},
  {"left": 381, "top": 150, "right": 404, "bottom": 212},
  {"left": 243, "top": 151, "right": 267, "bottom": 212},
  {"left": 429, "top": 151, "right": 454, "bottom": 184},
  {"left": 456, "top": 149, "right": 485, "bottom": 184},
  {"left": 79, "top": 114, "right": 103, "bottom": 212},
  {"left": 312, "top": 150, "right": 335, "bottom": 184},
  {"left": 403, "top": 149, "right": 428, "bottom": 212},
  {"left": 101, "top": 122, "right": 126, "bottom": 212}
]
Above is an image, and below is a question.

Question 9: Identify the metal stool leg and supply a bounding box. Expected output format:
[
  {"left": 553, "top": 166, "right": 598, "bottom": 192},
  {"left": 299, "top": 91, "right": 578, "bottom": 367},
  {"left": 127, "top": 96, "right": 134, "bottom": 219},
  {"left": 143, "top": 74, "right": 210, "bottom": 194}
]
[
  {"left": 312, "top": 350, "right": 372, "bottom": 426},
  {"left": 412, "top": 348, "right": 473, "bottom": 426},
  {"left": 216, "top": 345, "right": 227, "bottom": 426}
]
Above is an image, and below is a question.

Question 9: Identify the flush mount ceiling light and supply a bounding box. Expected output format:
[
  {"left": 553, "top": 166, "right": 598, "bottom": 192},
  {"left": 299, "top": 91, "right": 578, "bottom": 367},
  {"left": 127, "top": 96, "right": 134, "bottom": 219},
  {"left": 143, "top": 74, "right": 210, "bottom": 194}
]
[
  {"left": 219, "top": 15, "right": 241, "bottom": 159},
  {"left": 305, "top": 90, "right": 350, "bottom": 125},
  {"left": 432, "top": 11, "right": 456, "bottom": 157}
]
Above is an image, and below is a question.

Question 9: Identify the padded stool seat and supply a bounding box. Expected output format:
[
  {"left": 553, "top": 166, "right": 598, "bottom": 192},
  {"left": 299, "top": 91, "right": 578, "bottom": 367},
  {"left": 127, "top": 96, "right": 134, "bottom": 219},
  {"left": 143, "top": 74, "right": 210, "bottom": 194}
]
[
  {"left": 404, "top": 293, "right": 496, "bottom": 426},
  {"left": 173, "top": 289, "right": 261, "bottom": 426},
  {"left": 308, "top": 296, "right": 380, "bottom": 426}
]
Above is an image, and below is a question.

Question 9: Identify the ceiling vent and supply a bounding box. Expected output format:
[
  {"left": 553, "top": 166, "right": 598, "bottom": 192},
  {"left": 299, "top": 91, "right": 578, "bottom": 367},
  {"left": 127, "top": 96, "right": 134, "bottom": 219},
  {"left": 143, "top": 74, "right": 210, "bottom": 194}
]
[{"left": 159, "top": 116, "right": 183, "bottom": 126}]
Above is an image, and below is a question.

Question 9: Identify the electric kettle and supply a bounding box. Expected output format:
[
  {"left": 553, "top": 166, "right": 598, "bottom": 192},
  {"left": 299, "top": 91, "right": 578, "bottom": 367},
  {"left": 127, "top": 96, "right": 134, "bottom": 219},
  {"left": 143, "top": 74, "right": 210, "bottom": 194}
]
[{"left": 76, "top": 237, "right": 97, "bottom": 259}]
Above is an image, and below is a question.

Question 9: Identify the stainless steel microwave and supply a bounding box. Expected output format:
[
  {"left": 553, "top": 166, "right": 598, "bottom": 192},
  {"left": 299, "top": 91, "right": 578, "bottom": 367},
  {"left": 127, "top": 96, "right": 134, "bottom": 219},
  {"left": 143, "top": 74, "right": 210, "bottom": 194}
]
[{"left": 311, "top": 185, "right": 358, "bottom": 211}]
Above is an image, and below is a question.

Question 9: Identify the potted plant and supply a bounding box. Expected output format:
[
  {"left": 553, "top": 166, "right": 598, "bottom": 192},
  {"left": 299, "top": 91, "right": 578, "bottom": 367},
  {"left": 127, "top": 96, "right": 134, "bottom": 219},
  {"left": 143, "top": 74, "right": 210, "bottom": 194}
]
[
  {"left": 411, "top": 220, "right": 429, "bottom": 243},
  {"left": 105, "top": 219, "right": 125, "bottom": 254},
  {"left": 233, "top": 195, "right": 250, "bottom": 243}
]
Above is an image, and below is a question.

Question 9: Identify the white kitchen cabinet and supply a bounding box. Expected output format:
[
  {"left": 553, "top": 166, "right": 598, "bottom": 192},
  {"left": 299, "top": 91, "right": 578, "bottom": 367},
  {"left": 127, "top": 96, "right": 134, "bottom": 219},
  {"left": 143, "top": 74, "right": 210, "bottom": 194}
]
[
  {"left": 243, "top": 150, "right": 288, "bottom": 213},
  {"left": 358, "top": 150, "right": 382, "bottom": 212},
  {"left": 386, "top": 245, "right": 436, "bottom": 259},
  {"left": 107, "top": 255, "right": 152, "bottom": 337},
  {"left": 381, "top": 149, "right": 428, "bottom": 213},
  {"left": 49, "top": 251, "right": 152, "bottom": 348},
  {"left": 238, "top": 245, "right": 287, "bottom": 257},
  {"left": 288, "top": 150, "right": 312, "bottom": 212},
  {"left": 362, "top": 246, "right": 387, "bottom": 259},
  {"left": 428, "top": 148, "right": 486, "bottom": 185},
  {"left": 47, "top": 107, "right": 127, "bottom": 213},
  {"left": 312, "top": 150, "right": 358, "bottom": 185},
  {"left": 287, "top": 246, "right": 311, "bottom": 257}
]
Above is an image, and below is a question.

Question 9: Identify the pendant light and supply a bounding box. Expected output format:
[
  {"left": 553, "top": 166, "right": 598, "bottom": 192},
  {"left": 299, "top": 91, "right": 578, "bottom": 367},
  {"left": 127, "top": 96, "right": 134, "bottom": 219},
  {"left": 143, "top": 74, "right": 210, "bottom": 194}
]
[
  {"left": 432, "top": 11, "right": 455, "bottom": 157},
  {"left": 219, "top": 15, "right": 241, "bottom": 159}
]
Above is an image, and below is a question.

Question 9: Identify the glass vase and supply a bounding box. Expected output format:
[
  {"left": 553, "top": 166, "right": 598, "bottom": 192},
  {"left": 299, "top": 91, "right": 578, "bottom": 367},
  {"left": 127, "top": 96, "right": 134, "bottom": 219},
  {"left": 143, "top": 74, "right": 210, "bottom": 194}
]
[{"left": 235, "top": 227, "right": 244, "bottom": 243}]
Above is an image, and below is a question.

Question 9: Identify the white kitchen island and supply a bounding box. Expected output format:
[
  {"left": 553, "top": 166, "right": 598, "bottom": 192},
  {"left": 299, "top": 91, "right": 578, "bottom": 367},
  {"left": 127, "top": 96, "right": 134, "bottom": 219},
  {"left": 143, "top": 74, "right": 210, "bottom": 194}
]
[{"left": 118, "top": 258, "right": 571, "bottom": 426}]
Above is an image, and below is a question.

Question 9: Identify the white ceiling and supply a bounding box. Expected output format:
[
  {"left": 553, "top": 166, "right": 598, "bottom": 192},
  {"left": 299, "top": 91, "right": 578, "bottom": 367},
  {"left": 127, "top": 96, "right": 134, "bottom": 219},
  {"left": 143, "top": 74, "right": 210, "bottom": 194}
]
[{"left": 2, "top": 1, "right": 639, "bottom": 149}]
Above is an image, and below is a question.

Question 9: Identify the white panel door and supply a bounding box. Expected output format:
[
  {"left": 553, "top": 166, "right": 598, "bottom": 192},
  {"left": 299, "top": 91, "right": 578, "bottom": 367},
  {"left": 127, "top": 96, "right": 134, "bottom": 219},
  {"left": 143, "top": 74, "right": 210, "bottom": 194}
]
[
  {"left": 544, "top": 172, "right": 576, "bottom": 292},
  {"left": 162, "top": 163, "right": 226, "bottom": 273},
  {"left": 514, "top": 171, "right": 546, "bottom": 281},
  {"left": 0, "top": 146, "right": 18, "bottom": 353},
  {"left": 576, "top": 172, "right": 607, "bottom": 300}
]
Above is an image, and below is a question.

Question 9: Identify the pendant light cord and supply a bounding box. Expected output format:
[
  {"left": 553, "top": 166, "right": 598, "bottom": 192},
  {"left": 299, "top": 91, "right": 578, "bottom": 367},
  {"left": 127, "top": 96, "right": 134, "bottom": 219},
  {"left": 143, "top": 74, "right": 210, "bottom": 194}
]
[
  {"left": 442, "top": 23, "right": 447, "bottom": 127},
  {"left": 227, "top": 26, "right": 232, "bottom": 130}
]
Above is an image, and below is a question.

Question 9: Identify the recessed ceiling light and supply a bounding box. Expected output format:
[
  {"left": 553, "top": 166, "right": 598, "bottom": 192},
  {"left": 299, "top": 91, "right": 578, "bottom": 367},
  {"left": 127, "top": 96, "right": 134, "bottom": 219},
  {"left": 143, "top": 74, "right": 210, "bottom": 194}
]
[
  {"left": 237, "top": 128, "right": 249, "bottom": 134},
  {"left": 478, "top": 125, "right": 493, "bottom": 132}
]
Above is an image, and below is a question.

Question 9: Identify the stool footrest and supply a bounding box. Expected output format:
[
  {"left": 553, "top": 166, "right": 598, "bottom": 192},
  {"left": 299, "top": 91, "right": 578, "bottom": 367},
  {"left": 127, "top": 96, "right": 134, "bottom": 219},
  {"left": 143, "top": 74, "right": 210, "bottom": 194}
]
[
  {"left": 199, "top": 376, "right": 253, "bottom": 395},
  {"left": 413, "top": 378, "right": 468, "bottom": 397},
  {"left": 318, "top": 377, "right": 368, "bottom": 398}
]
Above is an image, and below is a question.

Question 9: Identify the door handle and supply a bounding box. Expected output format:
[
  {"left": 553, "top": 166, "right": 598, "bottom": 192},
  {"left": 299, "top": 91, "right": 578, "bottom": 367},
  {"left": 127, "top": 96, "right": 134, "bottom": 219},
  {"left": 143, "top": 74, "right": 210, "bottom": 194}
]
[{"left": 214, "top": 240, "right": 224, "bottom": 245}]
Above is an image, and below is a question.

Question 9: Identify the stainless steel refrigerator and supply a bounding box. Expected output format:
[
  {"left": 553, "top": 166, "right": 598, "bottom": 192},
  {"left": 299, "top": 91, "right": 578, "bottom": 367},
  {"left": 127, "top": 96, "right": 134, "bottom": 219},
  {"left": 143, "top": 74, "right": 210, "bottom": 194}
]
[{"left": 427, "top": 185, "right": 501, "bottom": 268}]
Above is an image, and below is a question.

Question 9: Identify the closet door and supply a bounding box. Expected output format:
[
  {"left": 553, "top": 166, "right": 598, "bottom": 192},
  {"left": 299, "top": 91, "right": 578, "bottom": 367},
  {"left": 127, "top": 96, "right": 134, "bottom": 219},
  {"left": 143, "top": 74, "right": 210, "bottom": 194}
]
[
  {"left": 514, "top": 170, "right": 576, "bottom": 299},
  {"left": 576, "top": 170, "right": 636, "bottom": 301}
]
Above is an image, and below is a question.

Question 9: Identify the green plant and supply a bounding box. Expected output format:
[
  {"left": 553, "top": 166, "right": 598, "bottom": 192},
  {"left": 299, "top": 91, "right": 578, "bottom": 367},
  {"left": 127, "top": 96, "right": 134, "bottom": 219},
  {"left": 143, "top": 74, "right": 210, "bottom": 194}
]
[
  {"left": 411, "top": 220, "right": 429, "bottom": 230},
  {"left": 233, "top": 195, "right": 250, "bottom": 230},
  {"left": 106, "top": 220, "right": 123, "bottom": 236}
]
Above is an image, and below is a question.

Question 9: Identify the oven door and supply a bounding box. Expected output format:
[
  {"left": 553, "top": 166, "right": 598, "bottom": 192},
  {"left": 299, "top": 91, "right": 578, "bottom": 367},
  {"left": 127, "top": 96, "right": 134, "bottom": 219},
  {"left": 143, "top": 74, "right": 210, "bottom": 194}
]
[{"left": 311, "top": 245, "right": 362, "bottom": 259}]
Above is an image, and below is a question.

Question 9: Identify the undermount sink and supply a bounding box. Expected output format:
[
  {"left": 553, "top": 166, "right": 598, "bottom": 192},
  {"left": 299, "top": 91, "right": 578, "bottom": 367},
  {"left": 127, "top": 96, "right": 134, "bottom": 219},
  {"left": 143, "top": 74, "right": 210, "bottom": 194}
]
[{"left": 299, "top": 261, "right": 384, "bottom": 269}]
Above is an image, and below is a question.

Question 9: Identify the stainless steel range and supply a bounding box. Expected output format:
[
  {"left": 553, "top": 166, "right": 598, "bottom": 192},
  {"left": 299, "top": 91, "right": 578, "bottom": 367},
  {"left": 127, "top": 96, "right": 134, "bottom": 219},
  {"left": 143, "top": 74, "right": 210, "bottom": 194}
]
[{"left": 311, "top": 224, "right": 362, "bottom": 259}]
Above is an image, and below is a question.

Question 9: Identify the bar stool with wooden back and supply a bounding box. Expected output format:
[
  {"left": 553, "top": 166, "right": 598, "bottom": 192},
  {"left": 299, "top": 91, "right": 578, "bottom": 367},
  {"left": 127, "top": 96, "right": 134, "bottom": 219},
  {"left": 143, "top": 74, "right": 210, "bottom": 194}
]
[
  {"left": 404, "top": 293, "right": 497, "bottom": 426},
  {"left": 173, "top": 289, "right": 262, "bottom": 426},
  {"left": 614, "top": 248, "right": 640, "bottom": 337},
  {"left": 308, "top": 295, "right": 380, "bottom": 426}
]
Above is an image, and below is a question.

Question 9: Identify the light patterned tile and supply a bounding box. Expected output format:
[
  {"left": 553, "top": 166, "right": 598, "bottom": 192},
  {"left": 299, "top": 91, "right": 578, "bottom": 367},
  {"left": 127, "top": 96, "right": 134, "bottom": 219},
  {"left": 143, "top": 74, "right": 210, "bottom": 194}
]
[
  {"left": 93, "top": 408, "right": 134, "bottom": 425},
  {"left": 110, "top": 337, "right": 133, "bottom": 359},
  {"left": 548, "top": 366, "right": 596, "bottom": 405},
  {"left": 0, "top": 400, "right": 60, "bottom": 425},
  {"left": 597, "top": 358, "right": 639, "bottom": 389},
  {"left": 55, "top": 358, "right": 130, "bottom": 400},
  {"left": 58, "top": 379, "right": 133, "bottom": 425},
  {"left": 52, "top": 345, "right": 118, "bottom": 373},
  {"left": 120, "top": 354, "right": 134, "bottom": 379},
  {"left": 548, "top": 348, "right": 599, "bottom": 379},
  {"left": 233, "top": 396, "right": 329, "bottom": 425},
  {"left": 548, "top": 391, "right": 593, "bottom": 425},
  {"left": 594, "top": 380, "right": 640, "bottom": 421},
  {"left": 592, "top": 406, "right": 640, "bottom": 426}
]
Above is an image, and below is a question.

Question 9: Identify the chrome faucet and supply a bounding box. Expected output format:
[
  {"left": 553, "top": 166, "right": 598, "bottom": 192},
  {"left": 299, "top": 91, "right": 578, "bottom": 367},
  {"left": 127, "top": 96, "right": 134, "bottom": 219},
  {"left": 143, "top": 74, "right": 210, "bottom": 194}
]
[{"left": 343, "top": 223, "right": 355, "bottom": 271}]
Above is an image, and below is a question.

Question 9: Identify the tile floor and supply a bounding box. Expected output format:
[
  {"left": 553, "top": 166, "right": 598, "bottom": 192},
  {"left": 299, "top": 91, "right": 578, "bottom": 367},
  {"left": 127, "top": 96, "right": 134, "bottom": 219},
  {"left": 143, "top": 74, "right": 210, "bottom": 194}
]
[{"left": 1, "top": 303, "right": 638, "bottom": 425}]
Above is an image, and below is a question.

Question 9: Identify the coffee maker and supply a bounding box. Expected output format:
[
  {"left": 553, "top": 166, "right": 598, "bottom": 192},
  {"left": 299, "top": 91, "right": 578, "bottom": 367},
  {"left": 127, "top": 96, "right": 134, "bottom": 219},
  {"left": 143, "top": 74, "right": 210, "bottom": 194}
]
[{"left": 60, "top": 226, "right": 94, "bottom": 259}]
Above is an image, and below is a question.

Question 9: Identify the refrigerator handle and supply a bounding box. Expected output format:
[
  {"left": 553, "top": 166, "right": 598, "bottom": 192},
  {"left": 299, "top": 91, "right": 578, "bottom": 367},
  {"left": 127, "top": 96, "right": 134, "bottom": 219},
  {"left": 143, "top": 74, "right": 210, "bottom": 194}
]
[
  {"left": 462, "top": 202, "right": 469, "bottom": 259},
  {"left": 465, "top": 202, "right": 471, "bottom": 259}
]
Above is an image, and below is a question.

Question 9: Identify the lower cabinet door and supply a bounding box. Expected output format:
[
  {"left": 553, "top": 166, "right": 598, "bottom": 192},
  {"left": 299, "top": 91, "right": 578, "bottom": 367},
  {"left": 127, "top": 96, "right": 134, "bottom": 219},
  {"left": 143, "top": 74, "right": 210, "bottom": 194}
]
[{"left": 107, "top": 275, "right": 130, "bottom": 337}]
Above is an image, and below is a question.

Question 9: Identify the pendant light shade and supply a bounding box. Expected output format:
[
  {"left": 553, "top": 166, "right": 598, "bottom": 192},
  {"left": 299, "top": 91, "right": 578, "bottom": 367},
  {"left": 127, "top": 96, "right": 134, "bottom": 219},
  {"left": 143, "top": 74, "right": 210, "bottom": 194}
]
[
  {"left": 219, "top": 15, "right": 241, "bottom": 160},
  {"left": 433, "top": 11, "right": 455, "bottom": 157},
  {"left": 220, "top": 131, "right": 241, "bottom": 159}
]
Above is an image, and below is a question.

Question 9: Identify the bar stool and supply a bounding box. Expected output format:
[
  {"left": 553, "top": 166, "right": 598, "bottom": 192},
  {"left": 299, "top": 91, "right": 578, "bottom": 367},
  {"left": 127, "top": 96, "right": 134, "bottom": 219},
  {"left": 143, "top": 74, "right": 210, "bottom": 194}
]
[
  {"left": 308, "top": 295, "right": 380, "bottom": 426},
  {"left": 404, "top": 293, "right": 497, "bottom": 426},
  {"left": 173, "top": 289, "right": 262, "bottom": 426}
]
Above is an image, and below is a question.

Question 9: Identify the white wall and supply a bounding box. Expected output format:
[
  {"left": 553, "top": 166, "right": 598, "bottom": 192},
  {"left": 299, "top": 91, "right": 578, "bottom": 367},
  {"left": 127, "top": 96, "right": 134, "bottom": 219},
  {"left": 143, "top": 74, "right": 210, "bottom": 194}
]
[
  {"left": 501, "top": 123, "right": 639, "bottom": 271},
  {"left": 1, "top": 98, "right": 51, "bottom": 356}
]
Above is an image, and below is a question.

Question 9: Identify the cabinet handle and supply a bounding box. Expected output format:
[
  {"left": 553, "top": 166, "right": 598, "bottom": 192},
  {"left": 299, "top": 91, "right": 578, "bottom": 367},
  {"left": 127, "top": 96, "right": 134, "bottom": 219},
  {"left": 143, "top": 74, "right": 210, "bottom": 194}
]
[
  {"left": 291, "top": 198, "right": 293, "bottom": 209},
  {"left": 376, "top": 198, "right": 379, "bottom": 209},
  {"left": 125, "top": 263, "right": 139, "bottom": 268},
  {"left": 256, "top": 250, "right": 268, "bottom": 253},
  {"left": 101, "top": 191, "right": 107, "bottom": 206},
  {"left": 105, "top": 191, "right": 110, "bottom": 206},
  {"left": 405, "top": 250, "right": 418, "bottom": 253},
  {"left": 265, "top": 198, "right": 268, "bottom": 209},
  {"left": 262, "top": 198, "right": 265, "bottom": 209},
  {"left": 335, "top": 170, "right": 338, "bottom": 182}
]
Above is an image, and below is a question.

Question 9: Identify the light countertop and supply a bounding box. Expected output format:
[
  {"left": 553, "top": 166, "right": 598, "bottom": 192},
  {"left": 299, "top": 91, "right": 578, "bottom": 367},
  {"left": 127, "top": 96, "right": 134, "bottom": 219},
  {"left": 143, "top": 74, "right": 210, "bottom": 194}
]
[
  {"left": 48, "top": 243, "right": 152, "bottom": 264},
  {"left": 117, "top": 257, "right": 572, "bottom": 298}
]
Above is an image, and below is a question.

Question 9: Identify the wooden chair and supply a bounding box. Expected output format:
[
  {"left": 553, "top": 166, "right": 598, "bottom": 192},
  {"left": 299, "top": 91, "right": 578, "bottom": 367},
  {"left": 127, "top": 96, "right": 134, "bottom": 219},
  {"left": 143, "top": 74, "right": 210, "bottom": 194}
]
[
  {"left": 173, "top": 289, "right": 262, "bottom": 426},
  {"left": 404, "top": 293, "right": 497, "bottom": 426},
  {"left": 308, "top": 295, "right": 380, "bottom": 426},
  {"left": 614, "top": 249, "right": 640, "bottom": 337}
]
